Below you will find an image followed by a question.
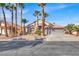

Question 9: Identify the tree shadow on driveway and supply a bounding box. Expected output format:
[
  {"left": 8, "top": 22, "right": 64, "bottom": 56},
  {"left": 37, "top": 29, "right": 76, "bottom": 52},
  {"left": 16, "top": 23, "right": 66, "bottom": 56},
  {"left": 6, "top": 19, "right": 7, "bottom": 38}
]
[{"left": 0, "top": 38, "right": 43, "bottom": 52}]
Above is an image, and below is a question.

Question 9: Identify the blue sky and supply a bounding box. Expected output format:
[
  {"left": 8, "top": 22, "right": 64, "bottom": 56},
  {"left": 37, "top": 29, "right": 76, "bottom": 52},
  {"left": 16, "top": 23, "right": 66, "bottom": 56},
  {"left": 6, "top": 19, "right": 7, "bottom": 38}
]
[{"left": 0, "top": 3, "right": 79, "bottom": 26}]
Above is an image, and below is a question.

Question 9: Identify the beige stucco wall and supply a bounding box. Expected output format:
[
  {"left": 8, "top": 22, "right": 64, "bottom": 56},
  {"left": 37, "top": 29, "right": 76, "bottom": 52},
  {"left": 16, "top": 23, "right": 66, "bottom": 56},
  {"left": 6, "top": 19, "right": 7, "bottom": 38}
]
[{"left": 0, "top": 28, "right": 10, "bottom": 35}]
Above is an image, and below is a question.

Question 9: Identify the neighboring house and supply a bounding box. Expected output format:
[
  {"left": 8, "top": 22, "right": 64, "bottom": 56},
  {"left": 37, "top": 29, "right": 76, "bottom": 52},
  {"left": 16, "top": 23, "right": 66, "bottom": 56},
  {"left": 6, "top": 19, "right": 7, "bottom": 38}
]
[
  {"left": 0, "top": 20, "right": 22, "bottom": 36},
  {"left": 0, "top": 20, "right": 11, "bottom": 35}
]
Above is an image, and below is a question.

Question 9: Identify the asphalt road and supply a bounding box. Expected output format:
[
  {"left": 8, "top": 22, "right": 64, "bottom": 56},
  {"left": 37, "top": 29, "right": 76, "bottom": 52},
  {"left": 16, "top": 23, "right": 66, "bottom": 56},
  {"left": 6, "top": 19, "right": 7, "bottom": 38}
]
[
  {"left": 0, "top": 30, "right": 79, "bottom": 56},
  {"left": 0, "top": 41, "right": 79, "bottom": 56}
]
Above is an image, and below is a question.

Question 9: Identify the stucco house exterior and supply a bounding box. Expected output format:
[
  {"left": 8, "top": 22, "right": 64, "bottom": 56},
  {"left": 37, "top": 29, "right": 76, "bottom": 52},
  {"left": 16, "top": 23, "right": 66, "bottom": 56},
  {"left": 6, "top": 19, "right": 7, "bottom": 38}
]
[
  {"left": 0, "top": 20, "right": 11, "bottom": 35},
  {"left": 0, "top": 20, "right": 23, "bottom": 36},
  {"left": 26, "top": 20, "right": 64, "bottom": 35}
]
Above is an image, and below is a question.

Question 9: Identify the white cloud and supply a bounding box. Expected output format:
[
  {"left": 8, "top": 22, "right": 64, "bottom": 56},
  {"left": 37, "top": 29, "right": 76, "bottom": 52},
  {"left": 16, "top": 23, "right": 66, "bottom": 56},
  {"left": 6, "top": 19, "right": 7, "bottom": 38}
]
[
  {"left": 23, "top": 9, "right": 29, "bottom": 14},
  {"left": 45, "top": 4, "right": 74, "bottom": 12}
]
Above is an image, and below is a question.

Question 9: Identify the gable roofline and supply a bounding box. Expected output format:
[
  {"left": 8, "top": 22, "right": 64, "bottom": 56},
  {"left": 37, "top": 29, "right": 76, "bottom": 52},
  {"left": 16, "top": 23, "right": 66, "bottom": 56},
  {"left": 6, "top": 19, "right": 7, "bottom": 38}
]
[
  {"left": 0, "top": 20, "right": 21, "bottom": 29},
  {"left": 26, "top": 20, "right": 54, "bottom": 27}
]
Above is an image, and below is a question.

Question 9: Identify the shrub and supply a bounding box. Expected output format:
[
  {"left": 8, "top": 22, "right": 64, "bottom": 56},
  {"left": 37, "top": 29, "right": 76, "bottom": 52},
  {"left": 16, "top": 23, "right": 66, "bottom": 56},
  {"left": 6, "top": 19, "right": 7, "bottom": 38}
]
[
  {"left": 73, "top": 25, "right": 79, "bottom": 32},
  {"left": 65, "top": 24, "right": 75, "bottom": 34},
  {"left": 35, "top": 29, "right": 42, "bottom": 35}
]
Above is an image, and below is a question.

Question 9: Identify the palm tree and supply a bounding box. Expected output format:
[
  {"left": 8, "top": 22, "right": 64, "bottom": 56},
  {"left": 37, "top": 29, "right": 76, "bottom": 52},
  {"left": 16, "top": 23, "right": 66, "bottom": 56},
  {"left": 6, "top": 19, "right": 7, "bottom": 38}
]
[
  {"left": 33, "top": 10, "right": 40, "bottom": 32},
  {"left": 0, "top": 3, "right": 8, "bottom": 37},
  {"left": 22, "top": 18, "right": 28, "bottom": 35},
  {"left": 19, "top": 3, "right": 25, "bottom": 35},
  {"left": 15, "top": 3, "right": 18, "bottom": 36},
  {"left": 6, "top": 3, "right": 16, "bottom": 36},
  {"left": 39, "top": 12, "right": 49, "bottom": 19},
  {"left": 44, "top": 13, "right": 49, "bottom": 18},
  {"left": 38, "top": 3, "right": 46, "bottom": 36}
]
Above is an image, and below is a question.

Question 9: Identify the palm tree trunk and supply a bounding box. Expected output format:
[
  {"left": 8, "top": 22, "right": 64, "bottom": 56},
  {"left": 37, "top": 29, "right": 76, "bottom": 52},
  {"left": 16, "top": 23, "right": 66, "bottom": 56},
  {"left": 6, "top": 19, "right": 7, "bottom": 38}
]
[
  {"left": 0, "top": 23, "right": 2, "bottom": 35},
  {"left": 42, "top": 6, "right": 45, "bottom": 36},
  {"left": 20, "top": 7, "right": 22, "bottom": 35},
  {"left": 23, "top": 23, "right": 25, "bottom": 35},
  {"left": 2, "top": 7, "right": 8, "bottom": 37},
  {"left": 11, "top": 10, "right": 14, "bottom": 36},
  {"left": 36, "top": 16, "right": 38, "bottom": 31},
  {"left": 15, "top": 3, "right": 17, "bottom": 36}
]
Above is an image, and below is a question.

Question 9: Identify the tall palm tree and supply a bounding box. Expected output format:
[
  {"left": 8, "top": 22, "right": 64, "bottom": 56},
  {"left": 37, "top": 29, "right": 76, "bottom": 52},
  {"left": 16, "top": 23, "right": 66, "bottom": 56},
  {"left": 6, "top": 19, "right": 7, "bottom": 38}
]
[
  {"left": 15, "top": 3, "right": 18, "bottom": 36},
  {"left": 19, "top": 3, "right": 24, "bottom": 35},
  {"left": 22, "top": 18, "right": 28, "bottom": 35},
  {"left": 6, "top": 3, "right": 16, "bottom": 36},
  {"left": 33, "top": 10, "right": 40, "bottom": 32},
  {"left": 0, "top": 3, "right": 8, "bottom": 37},
  {"left": 38, "top": 3, "right": 46, "bottom": 36}
]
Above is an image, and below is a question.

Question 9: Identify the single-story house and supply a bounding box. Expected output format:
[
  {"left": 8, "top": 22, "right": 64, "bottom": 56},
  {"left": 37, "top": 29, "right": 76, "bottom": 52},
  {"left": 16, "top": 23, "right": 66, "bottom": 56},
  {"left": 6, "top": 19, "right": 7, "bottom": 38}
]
[
  {"left": 26, "top": 20, "right": 64, "bottom": 34},
  {"left": 0, "top": 20, "right": 24, "bottom": 36}
]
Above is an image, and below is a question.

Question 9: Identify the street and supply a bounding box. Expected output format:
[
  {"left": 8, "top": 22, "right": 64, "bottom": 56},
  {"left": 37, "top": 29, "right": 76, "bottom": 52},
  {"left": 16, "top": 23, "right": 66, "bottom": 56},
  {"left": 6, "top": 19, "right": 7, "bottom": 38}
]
[{"left": 0, "top": 30, "right": 79, "bottom": 56}]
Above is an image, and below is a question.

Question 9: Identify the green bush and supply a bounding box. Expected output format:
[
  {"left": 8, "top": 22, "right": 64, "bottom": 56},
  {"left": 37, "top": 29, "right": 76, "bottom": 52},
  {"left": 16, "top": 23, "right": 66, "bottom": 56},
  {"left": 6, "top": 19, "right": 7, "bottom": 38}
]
[
  {"left": 65, "top": 24, "right": 75, "bottom": 34},
  {"left": 73, "top": 25, "right": 79, "bottom": 32},
  {"left": 35, "top": 29, "right": 42, "bottom": 35},
  {"left": 65, "top": 24, "right": 79, "bottom": 35}
]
